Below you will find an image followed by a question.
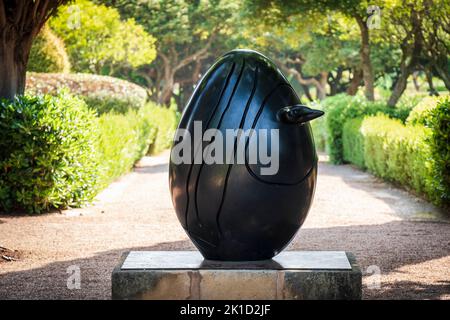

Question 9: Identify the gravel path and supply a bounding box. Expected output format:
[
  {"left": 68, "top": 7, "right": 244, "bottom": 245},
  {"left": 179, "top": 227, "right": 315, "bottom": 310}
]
[{"left": 0, "top": 152, "right": 449, "bottom": 300}]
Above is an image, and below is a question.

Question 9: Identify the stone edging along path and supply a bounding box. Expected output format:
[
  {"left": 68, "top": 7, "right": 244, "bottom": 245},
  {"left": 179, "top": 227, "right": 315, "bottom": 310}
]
[{"left": 0, "top": 152, "right": 448, "bottom": 299}]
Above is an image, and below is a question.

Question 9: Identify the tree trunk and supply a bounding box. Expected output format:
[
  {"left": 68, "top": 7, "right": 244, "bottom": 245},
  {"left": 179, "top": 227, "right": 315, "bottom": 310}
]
[
  {"left": 157, "top": 52, "right": 175, "bottom": 106},
  {"left": 301, "top": 84, "right": 313, "bottom": 102},
  {"left": 158, "top": 73, "right": 174, "bottom": 106},
  {"left": 434, "top": 63, "right": 450, "bottom": 91},
  {"left": 0, "top": 36, "right": 32, "bottom": 100},
  {"left": 347, "top": 69, "right": 363, "bottom": 95},
  {"left": 355, "top": 15, "right": 375, "bottom": 101},
  {"left": 387, "top": 9, "right": 423, "bottom": 107},
  {"left": 412, "top": 71, "right": 421, "bottom": 91},
  {"left": 424, "top": 66, "right": 438, "bottom": 96},
  {"left": 315, "top": 72, "right": 328, "bottom": 100},
  {"left": 387, "top": 66, "right": 412, "bottom": 107}
]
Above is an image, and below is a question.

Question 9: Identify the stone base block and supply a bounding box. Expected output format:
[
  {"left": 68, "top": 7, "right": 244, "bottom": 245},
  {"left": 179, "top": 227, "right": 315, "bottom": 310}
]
[{"left": 112, "top": 251, "right": 361, "bottom": 300}]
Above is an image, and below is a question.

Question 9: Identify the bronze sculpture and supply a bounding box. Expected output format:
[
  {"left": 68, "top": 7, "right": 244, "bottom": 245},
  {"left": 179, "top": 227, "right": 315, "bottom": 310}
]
[{"left": 169, "top": 50, "right": 324, "bottom": 261}]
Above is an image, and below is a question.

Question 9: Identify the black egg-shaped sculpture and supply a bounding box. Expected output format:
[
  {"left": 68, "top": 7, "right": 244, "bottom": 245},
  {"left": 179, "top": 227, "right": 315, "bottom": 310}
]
[{"left": 169, "top": 49, "right": 324, "bottom": 261}]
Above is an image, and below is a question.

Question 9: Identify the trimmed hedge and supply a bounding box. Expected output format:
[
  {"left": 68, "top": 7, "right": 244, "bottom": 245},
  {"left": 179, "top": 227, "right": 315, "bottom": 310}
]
[
  {"left": 342, "top": 118, "right": 365, "bottom": 169},
  {"left": 323, "top": 94, "right": 387, "bottom": 164},
  {"left": 425, "top": 97, "right": 450, "bottom": 205},
  {"left": 309, "top": 102, "right": 327, "bottom": 151},
  {"left": 341, "top": 96, "right": 449, "bottom": 207},
  {"left": 0, "top": 92, "right": 99, "bottom": 213},
  {"left": 0, "top": 90, "right": 179, "bottom": 213},
  {"left": 97, "top": 105, "right": 157, "bottom": 188},
  {"left": 146, "top": 103, "right": 179, "bottom": 154},
  {"left": 26, "top": 72, "right": 148, "bottom": 114},
  {"left": 320, "top": 94, "right": 419, "bottom": 164},
  {"left": 361, "top": 115, "right": 433, "bottom": 198},
  {"left": 28, "top": 25, "right": 71, "bottom": 73},
  {"left": 406, "top": 96, "right": 442, "bottom": 125}
]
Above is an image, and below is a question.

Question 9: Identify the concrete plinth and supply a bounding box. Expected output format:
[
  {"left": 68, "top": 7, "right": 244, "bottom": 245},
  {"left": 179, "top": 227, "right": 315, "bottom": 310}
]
[{"left": 112, "top": 251, "right": 361, "bottom": 300}]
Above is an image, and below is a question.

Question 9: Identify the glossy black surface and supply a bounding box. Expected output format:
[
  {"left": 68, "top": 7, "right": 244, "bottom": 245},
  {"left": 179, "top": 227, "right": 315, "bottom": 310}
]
[{"left": 169, "top": 50, "right": 323, "bottom": 261}]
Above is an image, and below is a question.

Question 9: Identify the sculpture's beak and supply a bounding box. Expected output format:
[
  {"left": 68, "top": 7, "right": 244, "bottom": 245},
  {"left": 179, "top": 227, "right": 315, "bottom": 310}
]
[{"left": 277, "top": 104, "right": 324, "bottom": 124}]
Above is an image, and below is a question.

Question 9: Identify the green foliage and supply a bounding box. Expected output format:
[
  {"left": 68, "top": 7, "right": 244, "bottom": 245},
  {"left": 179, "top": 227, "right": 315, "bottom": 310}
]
[
  {"left": 95, "top": 102, "right": 178, "bottom": 188},
  {"left": 96, "top": 106, "right": 157, "bottom": 188},
  {"left": 50, "top": 0, "right": 156, "bottom": 74},
  {"left": 406, "top": 96, "right": 442, "bottom": 126},
  {"left": 342, "top": 118, "right": 365, "bottom": 169},
  {"left": 321, "top": 93, "right": 423, "bottom": 164},
  {"left": 425, "top": 97, "right": 450, "bottom": 205},
  {"left": 0, "top": 92, "right": 175, "bottom": 214},
  {"left": 146, "top": 103, "right": 179, "bottom": 154},
  {"left": 361, "top": 114, "right": 434, "bottom": 199},
  {"left": 337, "top": 95, "right": 449, "bottom": 207},
  {"left": 309, "top": 102, "right": 327, "bottom": 151},
  {"left": 28, "top": 25, "right": 71, "bottom": 73},
  {"left": 0, "top": 92, "right": 99, "bottom": 213},
  {"left": 323, "top": 94, "right": 387, "bottom": 164},
  {"left": 26, "top": 72, "right": 148, "bottom": 114}
]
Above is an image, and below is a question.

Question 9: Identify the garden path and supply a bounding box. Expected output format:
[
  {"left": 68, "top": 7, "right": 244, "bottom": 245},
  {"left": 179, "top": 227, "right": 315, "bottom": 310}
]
[{"left": 0, "top": 152, "right": 448, "bottom": 299}]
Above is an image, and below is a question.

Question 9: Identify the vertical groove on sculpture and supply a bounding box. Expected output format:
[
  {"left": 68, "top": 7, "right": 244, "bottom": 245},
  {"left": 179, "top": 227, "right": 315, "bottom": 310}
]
[
  {"left": 184, "top": 62, "right": 236, "bottom": 232},
  {"left": 193, "top": 60, "right": 246, "bottom": 228},
  {"left": 215, "top": 65, "right": 259, "bottom": 236}
]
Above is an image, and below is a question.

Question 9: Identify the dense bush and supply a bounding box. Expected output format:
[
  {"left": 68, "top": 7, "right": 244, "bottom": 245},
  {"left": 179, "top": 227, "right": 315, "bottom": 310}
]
[
  {"left": 28, "top": 25, "right": 71, "bottom": 73},
  {"left": 0, "top": 89, "right": 179, "bottom": 213},
  {"left": 323, "top": 94, "right": 387, "bottom": 164},
  {"left": 26, "top": 72, "right": 148, "bottom": 114},
  {"left": 339, "top": 95, "right": 449, "bottom": 207},
  {"left": 342, "top": 118, "right": 365, "bottom": 169},
  {"left": 321, "top": 94, "right": 421, "bottom": 164},
  {"left": 97, "top": 106, "right": 157, "bottom": 188},
  {"left": 146, "top": 103, "right": 179, "bottom": 154},
  {"left": 0, "top": 92, "right": 99, "bottom": 213},
  {"left": 361, "top": 115, "right": 434, "bottom": 199},
  {"left": 309, "top": 102, "right": 327, "bottom": 151},
  {"left": 406, "top": 96, "right": 443, "bottom": 125},
  {"left": 424, "top": 97, "right": 450, "bottom": 205}
]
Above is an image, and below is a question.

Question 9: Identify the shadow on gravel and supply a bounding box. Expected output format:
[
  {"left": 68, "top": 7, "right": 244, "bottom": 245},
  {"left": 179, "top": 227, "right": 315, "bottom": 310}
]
[{"left": 0, "top": 220, "right": 449, "bottom": 300}]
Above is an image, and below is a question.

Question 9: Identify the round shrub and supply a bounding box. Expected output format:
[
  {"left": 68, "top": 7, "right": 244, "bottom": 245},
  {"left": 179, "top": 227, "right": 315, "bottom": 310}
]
[
  {"left": 0, "top": 92, "right": 99, "bottom": 213},
  {"left": 27, "top": 25, "right": 71, "bottom": 73},
  {"left": 26, "top": 72, "right": 148, "bottom": 114}
]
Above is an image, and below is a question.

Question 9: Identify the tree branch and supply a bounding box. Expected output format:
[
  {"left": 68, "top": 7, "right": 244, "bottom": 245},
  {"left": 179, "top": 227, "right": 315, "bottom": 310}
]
[{"left": 173, "top": 34, "right": 215, "bottom": 72}]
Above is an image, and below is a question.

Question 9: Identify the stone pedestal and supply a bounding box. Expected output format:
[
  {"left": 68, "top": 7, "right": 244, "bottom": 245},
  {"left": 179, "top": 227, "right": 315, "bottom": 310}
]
[{"left": 112, "top": 251, "right": 361, "bottom": 300}]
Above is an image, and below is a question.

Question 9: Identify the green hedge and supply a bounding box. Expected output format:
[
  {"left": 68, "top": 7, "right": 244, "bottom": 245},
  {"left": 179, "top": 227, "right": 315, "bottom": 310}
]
[
  {"left": 341, "top": 96, "right": 449, "bottom": 207},
  {"left": 96, "top": 105, "right": 157, "bottom": 188},
  {"left": 309, "top": 102, "right": 327, "bottom": 151},
  {"left": 320, "top": 94, "right": 419, "bottom": 164},
  {"left": 0, "top": 92, "right": 99, "bottom": 213},
  {"left": 146, "top": 103, "right": 179, "bottom": 154},
  {"left": 361, "top": 115, "right": 433, "bottom": 198},
  {"left": 425, "top": 97, "right": 450, "bottom": 205},
  {"left": 322, "top": 94, "right": 387, "bottom": 164},
  {"left": 0, "top": 90, "right": 179, "bottom": 213},
  {"left": 342, "top": 118, "right": 365, "bottom": 169}
]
